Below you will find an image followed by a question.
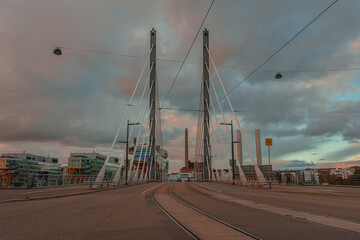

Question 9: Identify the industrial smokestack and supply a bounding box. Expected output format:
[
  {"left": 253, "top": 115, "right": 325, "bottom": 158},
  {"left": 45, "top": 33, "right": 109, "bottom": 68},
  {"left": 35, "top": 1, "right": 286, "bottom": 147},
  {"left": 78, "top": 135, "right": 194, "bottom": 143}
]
[
  {"left": 236, "top": 130, "right": 243, "bottom": 166},
  {"left": 255, "top": 129, "right": 262, "bottom": 165},
  {"left": 185, "top": 128, "right": 189, "bottom": 168}
]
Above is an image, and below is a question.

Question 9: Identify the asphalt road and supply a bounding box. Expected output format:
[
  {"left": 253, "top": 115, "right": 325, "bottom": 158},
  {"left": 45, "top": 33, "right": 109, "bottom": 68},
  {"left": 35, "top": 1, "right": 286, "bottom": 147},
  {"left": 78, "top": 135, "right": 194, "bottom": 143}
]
[
  {"left": 0, "top": 182, "right": 359, "bottom": 240},
  {"left": 170, "top": 182, "right": 360, "bottom": 239},
  {"left": 0, "top": 183, "right": 190, "bottom": 240},
  {"left": 201, "top": 182, "right": 360, "bottom": 222}
]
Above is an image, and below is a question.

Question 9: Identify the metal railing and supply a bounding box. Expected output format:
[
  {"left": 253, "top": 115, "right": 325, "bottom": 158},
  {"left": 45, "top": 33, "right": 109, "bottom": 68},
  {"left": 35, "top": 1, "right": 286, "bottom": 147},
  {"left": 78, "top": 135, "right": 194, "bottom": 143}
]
[{"left": 0, "top": 173, "right": 156, "bottom": 189}]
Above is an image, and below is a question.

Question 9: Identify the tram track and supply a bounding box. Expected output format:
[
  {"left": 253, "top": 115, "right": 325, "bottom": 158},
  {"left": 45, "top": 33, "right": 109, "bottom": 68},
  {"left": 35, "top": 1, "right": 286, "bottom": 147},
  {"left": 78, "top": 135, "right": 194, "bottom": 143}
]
[
  {"left": 152, "top": 183, "right": 262, "bottom": 240},
  {"left": 151, "top": 186, "right": 199, "bottom": 240}
]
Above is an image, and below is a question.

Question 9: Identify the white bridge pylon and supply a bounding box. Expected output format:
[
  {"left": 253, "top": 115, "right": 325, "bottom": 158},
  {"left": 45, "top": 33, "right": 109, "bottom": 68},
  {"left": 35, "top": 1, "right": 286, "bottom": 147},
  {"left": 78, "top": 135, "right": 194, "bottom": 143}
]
[
  {"left": 93, "top": 28, "right": 164, "bottom": 187},
  {"left": 194, "top": 29, "right": 267, "bottom": 185}
]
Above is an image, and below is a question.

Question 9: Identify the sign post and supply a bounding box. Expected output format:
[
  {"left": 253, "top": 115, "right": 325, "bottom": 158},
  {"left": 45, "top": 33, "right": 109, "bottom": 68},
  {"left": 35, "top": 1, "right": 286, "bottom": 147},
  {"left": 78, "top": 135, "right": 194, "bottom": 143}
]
[{"left": 265, "top": 138, "right": 272, "bottom": 188}]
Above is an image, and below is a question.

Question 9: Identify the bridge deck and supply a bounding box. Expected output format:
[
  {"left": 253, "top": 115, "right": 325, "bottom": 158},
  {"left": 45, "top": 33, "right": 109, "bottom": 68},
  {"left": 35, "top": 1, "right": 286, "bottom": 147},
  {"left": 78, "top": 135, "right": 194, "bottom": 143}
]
[{"left": 0, "top": 182, "right": 359, "bottom": 239}]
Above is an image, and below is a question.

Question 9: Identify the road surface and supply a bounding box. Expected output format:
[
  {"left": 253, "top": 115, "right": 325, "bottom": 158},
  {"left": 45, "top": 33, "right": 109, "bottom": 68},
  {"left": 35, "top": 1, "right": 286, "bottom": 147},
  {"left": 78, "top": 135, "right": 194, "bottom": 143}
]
[{"left": 0, "top": 182, "right": 359, "bottom": 239}]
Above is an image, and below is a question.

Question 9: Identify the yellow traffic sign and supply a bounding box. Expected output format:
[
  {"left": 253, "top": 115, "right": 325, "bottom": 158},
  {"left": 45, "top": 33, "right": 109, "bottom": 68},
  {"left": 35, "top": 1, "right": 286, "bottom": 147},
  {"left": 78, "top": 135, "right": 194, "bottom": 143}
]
[{"left": 265, "top": 138, "right": 272, "bottom": 146}]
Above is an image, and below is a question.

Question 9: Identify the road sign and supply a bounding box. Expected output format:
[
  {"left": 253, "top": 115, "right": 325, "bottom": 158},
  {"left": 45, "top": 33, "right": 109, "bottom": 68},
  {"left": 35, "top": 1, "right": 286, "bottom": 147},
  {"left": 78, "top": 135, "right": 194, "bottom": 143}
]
[{"left": 265, "top": 138, "right": 272, "bottom": 146}]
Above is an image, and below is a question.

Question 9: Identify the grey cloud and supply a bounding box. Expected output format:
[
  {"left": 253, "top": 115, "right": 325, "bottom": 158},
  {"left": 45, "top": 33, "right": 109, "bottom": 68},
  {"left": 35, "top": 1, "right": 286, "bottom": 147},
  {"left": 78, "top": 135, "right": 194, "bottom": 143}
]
[
  {"left": 302, "top": 100, "right": 360, "bottom": 142},
  {"left": 286, "top": 160, "right": 316, "bottom": 168},
  {"left": 0, "top": 0, "right": 360, "bottom": 169}
]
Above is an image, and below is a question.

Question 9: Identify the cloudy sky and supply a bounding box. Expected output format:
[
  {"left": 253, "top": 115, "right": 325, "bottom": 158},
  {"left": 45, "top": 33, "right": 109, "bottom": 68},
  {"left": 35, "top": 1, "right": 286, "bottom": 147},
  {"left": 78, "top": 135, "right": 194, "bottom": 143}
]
[{"left": 0, "top": 0, "right": 359, "bottom": 172}]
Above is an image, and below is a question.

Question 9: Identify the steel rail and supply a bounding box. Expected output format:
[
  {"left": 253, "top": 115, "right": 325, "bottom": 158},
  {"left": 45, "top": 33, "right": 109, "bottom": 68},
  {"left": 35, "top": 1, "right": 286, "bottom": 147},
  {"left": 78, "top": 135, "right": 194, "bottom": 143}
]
[
  {"left": 151, "top": 184, "right": 199, "bottom": 240},
  {"left": 168, "top": 184, "right": 262, "bottom": 240}
]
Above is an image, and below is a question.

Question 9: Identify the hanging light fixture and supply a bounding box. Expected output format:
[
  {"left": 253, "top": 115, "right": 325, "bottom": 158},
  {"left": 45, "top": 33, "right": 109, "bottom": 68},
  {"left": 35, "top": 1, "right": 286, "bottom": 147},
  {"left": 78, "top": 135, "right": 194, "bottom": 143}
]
[
  {"left": 275, "top": 73, "right": 282, "bottom": 79},
  {"left": 53, "top": 47, "right": 62, "bottom": 56}
]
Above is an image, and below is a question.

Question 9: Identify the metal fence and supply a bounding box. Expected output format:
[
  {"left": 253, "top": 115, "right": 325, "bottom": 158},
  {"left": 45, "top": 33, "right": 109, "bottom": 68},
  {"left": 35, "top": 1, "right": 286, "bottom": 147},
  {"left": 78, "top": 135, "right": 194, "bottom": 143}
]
[{"left": 0, "top": 173, "right": 152, "bottom": 189}]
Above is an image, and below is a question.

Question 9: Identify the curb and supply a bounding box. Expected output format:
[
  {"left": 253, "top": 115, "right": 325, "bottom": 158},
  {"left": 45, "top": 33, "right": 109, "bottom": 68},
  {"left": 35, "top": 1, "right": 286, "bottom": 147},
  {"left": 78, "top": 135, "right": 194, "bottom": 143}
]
[{"left": 0, "top": 183, "right": 145, "bottom": 203}]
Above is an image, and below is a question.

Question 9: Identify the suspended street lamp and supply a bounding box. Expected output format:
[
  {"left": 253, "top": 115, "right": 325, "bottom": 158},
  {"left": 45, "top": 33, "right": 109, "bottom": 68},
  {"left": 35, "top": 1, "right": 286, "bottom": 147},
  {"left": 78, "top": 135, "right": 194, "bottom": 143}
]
[
  {"left": 275, "top": 72, "right": 283, "bottom": 79},
  {"left": 53, "top": 47, "right": 62, "bottom": 56}
]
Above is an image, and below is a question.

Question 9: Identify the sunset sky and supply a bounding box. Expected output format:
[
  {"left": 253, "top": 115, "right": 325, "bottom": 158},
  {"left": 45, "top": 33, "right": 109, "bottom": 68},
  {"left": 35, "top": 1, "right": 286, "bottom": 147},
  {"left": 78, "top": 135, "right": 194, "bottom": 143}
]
[{"left": 0, "top": 0, "right": 359, "bottom": 172}]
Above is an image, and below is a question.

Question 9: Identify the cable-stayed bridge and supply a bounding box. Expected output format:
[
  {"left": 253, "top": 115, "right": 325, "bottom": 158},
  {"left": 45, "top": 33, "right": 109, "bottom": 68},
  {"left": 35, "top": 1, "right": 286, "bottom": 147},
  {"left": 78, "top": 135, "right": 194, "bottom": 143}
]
[
  {"left": 92, "top": 28, "right": 267, "bottom": 188},
  {"left": 1, "top": 28, "right": 360, "bottom": 240}
]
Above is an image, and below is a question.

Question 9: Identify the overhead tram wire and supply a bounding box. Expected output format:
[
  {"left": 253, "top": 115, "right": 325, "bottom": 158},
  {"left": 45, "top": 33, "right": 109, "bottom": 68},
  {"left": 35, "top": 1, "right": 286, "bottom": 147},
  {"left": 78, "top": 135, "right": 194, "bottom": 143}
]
[
  {"left": 160, "top": 0, "right": 215, "bottom": 109},
  {"left": 158, "top": 106, "right": 360, "bottom": 114},
  {"left": 212, "top": 0, "right": 339, "bottom": 107},
  {"left": 4, "top": 87, "right": 359, "bottom": 114},
  {"left": 2, "top": 25, "right": 360, "bottom": 73}
]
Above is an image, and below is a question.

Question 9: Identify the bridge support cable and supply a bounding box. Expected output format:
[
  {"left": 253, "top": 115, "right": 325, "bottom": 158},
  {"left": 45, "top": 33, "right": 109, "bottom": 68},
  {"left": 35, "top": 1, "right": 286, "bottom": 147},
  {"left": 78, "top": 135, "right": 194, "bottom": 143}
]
[
  {"left": 206, "top": 45, "right": 266, "bottom": 184},
  {"left": 155, "top": 73, "right": 165, "bottom": 181},
  {"left": 196, "top": 124, "right": 204, "bottom": 180},
  {"left": 196, "top": 121, "right": 205, "bottom": 181},
  {"left": 128, "top": 95, "right": 152, "bottom": 180},
  {"left": 138, "top": 104, "right": 153, "bottom": 182},
  {"left": 127, "top": 81, "right": 154, "bottom": 183},
  {"left": 203, "top": 90, "right": 214, "bottom": 181},
  {"left": 204, "top": 136, "right": 213, "bottom": 180},
  {"left": 132, "top": 108, "right": 151, "bottom": 183},
  {"left": 205, "top": 134, "right": 216, "bottom": 181},
  {"left": 133, "top": 119, "right": 150, "bottom": 183},
  {"left": 155, "top": 73, "right": 164, "bottom": 150},
  {"left": 112, "top": 151, "right": 124, "bottom": 186},
  {"left": 208, "top": 118, "right": 224, "bottom": 182},
  {"left": 126, "top": 66, "right": 153, "bottom": 183},
  {"left": 204, "top": 79, "right": 228, "bottom": 181},
  {"left": 143, "top": 135, "right": 155, "bottom": 182},
  {"left": 127, "top": 63, "right": 153, "bottom": 144},
  {"left": 206, "top": 64, "right": 247, "bottom": 184},
  {"left": 135, "top": 112, "right": 153, "bottom": 182},
  {"left": 141, "top": 111, "right": 155, "bottom": 182},
  {"left": 94, "top": 44, "right": 154, "bottom": 187},
  {"left": 203, "top": 81, "right": 214, "bottom": 181},
  {"left": 207, "top": 79, "right": 232, "bottom": 182},
  {"left": 112, "top": 151, "right": 125, "bottom": 185},
  {"left": 133, "top": 99, "right": 153, "bottom": 182},
  {"left": 194, "top": 77, "right": 205, "bottom": 181},
  {"left": 203, "top": 75, "right": 215, "bottom": 181},
  {"left": 204, "top": 79, "right": 231, "bottom": 182}
]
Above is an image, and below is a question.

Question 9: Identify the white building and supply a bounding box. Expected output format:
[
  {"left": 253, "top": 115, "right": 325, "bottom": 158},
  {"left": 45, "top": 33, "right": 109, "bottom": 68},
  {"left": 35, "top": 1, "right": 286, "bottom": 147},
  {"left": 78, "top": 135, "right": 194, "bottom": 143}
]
[
  {"left": 167, "top": 172, "right": 195, "bottom": 182},
  {"left": 344, "top": 167, "right": 356, "bottom": 179},
  {"left": 331, "top": 168, "right": 345, "bottom": 179},
  {"left": 1, "top": 151, "right": 58, "bottom": 163}
]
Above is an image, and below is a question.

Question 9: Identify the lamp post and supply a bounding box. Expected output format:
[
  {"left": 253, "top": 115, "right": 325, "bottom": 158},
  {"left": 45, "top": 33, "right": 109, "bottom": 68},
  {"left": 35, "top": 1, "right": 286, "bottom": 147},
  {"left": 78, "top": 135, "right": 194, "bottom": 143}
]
[
  {"left": 119, "top": 120, "right": 140, "bottom": 185},
  {"left": 220, "top": 120, "right": 237, "bottom": 185},
  {"left": 265, "top": 138, "right": 272, "bottom": 188}
]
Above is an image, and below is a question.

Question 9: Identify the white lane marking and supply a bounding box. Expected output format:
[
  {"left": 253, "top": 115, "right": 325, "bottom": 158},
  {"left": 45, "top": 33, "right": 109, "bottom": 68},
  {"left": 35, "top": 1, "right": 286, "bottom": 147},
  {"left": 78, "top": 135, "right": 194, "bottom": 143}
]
[
  {"left": 19, "top": 185, "right": 88, "bottom": 195},
  {"left": 142, "top": 183, "right": 165, "bottom": 194},
  {"left": 194, "top": 183, "right": 222, "bottom": 193}
]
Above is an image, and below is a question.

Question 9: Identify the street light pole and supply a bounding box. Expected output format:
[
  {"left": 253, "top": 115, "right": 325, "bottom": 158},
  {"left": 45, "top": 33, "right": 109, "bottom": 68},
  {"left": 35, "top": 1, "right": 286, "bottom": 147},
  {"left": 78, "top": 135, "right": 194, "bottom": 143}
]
[
  {"left": 265, "top": 138, "right": 273, "bottom": 188},
  {"left": 120, "top": 120, "right": 140, "bottom": 185},
  {"left": 268, "top": 145, "right": 271, "bottom": 188},
  {"left": 230, "top": 120, "right": 235, "bottom": 185},
  {"left": 125, "top": 120, "right": 129, "bottom": 185}
]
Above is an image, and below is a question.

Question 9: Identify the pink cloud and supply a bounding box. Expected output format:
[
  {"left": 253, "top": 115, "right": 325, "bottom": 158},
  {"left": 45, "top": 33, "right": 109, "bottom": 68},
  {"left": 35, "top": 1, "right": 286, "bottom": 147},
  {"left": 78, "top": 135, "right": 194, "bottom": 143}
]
[
  {"left": 162, "top": 110, "right": 196, "bottom": 131},
  {"left": 317, "top": 157, "right": 360, "bottom": 169},
  {"left": 304, "top": 78, "right": 331, "bottom": 88},
  {"left": 350, "top": 40, "right": 360, "bottom": 53},
  {"left": 108, "top": 77, "right": 136, "bottom": 96}
]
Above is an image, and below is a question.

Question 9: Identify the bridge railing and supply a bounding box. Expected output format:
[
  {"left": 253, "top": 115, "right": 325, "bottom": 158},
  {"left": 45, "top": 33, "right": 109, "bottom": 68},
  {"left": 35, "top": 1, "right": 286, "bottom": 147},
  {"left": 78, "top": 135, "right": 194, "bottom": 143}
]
[{"left": 0, "top": 173, "right": 156, "bottom": 189}]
